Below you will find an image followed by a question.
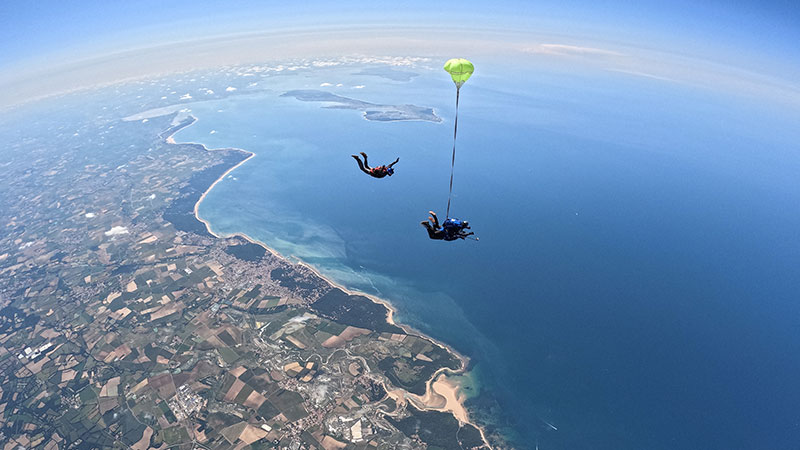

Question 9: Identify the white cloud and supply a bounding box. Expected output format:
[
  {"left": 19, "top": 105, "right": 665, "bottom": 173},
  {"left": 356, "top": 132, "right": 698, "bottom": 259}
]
[
  {"left": 225, "top": 86, "right": 237, "bottom": 92},
  {"left": 179, "top": 93, "right": 192, "bottom": 100},
  {"left": 524, "top": 44, "right": 623, "bottom": 57},
  {"left": 348, "top": 55, "right": 430, "bottom": 67},
  {"left": 210, "top": 130, "right": 217, "bottom": 134},
  {"left": 606, "top": 68, "right": 675, "bottom": 82},
  {"left": 353, "top": 85, "right": 365, "bottom": 89},
  {"left": 85, "top": 213, "right": 96, "bottom": 218},
  {"left": 336, "top": 83, "right": 343, "bottom": 87},
  {"left": 289, "top": 315, "right": 313, "bottom": 323},
  {"left": 320, "top": 82, "right": 333, "bottom": 87},
  {"left": 312, "top": 60, "right": 340, "bottom": 67},
  {"left": 104, "top": 226, "right": 129, "bottom": 236}
]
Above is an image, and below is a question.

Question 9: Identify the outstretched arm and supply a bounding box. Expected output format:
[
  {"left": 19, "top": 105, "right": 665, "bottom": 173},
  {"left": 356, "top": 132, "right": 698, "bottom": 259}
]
[{"left": 388, "top": 157, "right": 400, "bottom": 168}]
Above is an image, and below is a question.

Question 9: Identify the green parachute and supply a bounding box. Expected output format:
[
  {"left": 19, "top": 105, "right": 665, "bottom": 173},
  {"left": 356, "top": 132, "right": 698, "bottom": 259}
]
[
  {"left": 442, "top": 58, "right": 473, "bottom": 219},
  {"left": 443, "top": 58, "right": 474, "bottom": 89}
]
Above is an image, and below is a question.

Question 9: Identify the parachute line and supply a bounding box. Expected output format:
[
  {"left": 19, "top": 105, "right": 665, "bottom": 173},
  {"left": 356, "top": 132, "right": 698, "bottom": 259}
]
[{"left": 446, "top": 86, "right": 460, "bottom": 219}]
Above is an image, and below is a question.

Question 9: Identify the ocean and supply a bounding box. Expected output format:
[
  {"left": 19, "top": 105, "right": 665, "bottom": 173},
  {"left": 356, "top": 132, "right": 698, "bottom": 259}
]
[{"left": 175, "top": 61, "right": 800, "bottom": 449}]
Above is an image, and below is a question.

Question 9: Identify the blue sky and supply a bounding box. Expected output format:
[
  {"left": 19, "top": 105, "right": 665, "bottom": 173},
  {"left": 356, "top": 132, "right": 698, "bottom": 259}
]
[
  {"left": 0, "top": 0, "right": 798, "bottom": 106},
  {"left": 1, "top": 1, "right": 798, "bottom": 71}
]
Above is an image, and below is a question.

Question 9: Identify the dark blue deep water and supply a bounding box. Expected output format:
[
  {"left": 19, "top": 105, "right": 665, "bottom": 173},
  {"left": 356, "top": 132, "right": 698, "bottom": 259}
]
[{"left": 181, "top": 62, "right": 800, "bottom": 449}]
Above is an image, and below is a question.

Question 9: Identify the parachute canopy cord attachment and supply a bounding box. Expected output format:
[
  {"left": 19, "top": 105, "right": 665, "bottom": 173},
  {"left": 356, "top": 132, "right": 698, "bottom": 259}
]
[{"left": 446, "top": 85, "right": 460, "bottom": 219}]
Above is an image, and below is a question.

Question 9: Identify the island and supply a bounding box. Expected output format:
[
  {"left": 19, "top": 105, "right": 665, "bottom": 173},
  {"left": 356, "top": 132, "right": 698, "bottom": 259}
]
[
  {"left": 281, "top": 89, "right": 442, "bottom": 122},
  {"left": 353, "top": 67, "right": 420, "bottom": 82}
]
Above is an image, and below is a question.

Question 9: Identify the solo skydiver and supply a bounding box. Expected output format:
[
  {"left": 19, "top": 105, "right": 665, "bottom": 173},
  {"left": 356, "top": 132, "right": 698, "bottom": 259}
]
[
  {"left": 351, "top": 152, "right": 399, "bottom": 178},
  {"left": 421, "top": 211, "right": 474, "bottom": 241}
]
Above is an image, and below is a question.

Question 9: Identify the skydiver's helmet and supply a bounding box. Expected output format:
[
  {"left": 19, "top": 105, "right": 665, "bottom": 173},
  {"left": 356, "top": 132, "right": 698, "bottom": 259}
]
[
  {"left": 386, "top": 167, "right": 394, "bottom": 176},
  {"left": 462, "top": 220, "right": 470, "bottom": 229}
]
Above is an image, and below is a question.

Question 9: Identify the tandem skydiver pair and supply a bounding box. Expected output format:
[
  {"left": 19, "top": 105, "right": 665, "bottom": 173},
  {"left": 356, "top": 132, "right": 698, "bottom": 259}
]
[{"left": 350, "top": 58, "right": 476, "bottom": 242}]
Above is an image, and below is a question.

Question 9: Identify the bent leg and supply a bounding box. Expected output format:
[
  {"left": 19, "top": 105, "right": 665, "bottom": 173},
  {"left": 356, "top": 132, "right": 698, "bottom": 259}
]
[
  {"left": 420, "top": 221, "right": 436, "bottom": 239},
  {"left": 351, "top": 155, "right": 370, "bottom": 174},
  {"left": 388, "top": 157, "right": 400, "bottom": 168},
  {"left": 359, "top": 152, "right": 371, "bottom": 169},
  {"left": 428, "top": 211, "right": 440, "bottom": 229},
  {"left": 420, "top": 220, "right": 443, "bottom": 240}
]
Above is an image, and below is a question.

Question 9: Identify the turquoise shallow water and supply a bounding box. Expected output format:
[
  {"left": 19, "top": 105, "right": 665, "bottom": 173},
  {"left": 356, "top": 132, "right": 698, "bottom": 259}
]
[{"left": 178, "top": 63, "right": 800, "bottom": 449}]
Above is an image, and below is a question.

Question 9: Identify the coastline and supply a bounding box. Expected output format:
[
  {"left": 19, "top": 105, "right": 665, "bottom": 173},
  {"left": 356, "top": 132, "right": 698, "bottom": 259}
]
[{"left": 163, "top": 115, "right": 492, "bottom": 447}]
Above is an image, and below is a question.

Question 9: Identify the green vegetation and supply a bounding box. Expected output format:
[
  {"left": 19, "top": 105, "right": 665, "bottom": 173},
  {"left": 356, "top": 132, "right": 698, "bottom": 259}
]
[
  {"left": 257, "top": 400, "right": 281, "bottom": 420},
  {"left": 160, "top": 425, "right": 190, "bottom": 445},
  {"left": 378, "top": 351, "right": 459, "bottom": 396},
  {"left": 270, "top": 389, "right": 308, "bottom": 422},
  {"left": 218, "top": 329, "right": 237, "bottom": 347},
  {"left": 224, "top": 241, "right": 267, "bottom": 261},
  {"left": 311, "top": 288, "right": 404, "bottom": 334},
  {"left": 217, "top": 346, "right": 240, "bottom": 364},
  {"left": 388, "top": 404, "right": 480, "bottom": 450},
  {"left": 233, "top": 383, "right": 255, "bottom": 404}
]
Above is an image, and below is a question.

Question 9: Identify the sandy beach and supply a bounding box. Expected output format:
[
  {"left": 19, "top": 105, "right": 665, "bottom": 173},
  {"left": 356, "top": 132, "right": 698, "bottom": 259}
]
[
  {"left": 432, "top": 373, "right": 469, "bottom": 423},
  {"left": 405, "top": 371, "right": 469, "bottom": 424},
  {"left": 163, "top": 115, "right": 490, "bottom": 446}
]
